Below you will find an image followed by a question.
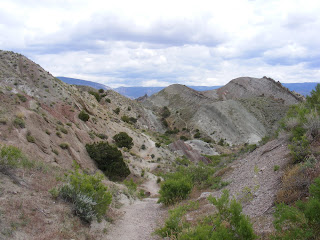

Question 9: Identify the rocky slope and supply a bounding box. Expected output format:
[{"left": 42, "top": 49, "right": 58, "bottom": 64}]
[
  {"left": 0, "top": 50, "right": 177, "bottom": 239},
  {"left": 143, "top": 78, "right": 303, "bottom": 145}
]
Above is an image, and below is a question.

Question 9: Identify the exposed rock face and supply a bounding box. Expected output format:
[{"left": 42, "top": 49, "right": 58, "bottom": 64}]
[
  {"left": 143, "top": 78, "right": 302, "bottom": 145},
  {"left": 169, "top": 140, "right": 211, "bottom": 164}
]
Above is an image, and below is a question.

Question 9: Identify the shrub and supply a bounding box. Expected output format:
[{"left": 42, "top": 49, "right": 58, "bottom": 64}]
[
  {"left": 0, "top": 145, "right": 41, "bottom": 170},
  {"left": 13, "top": 117, "right": 25, "bottom": 128},
  {"left": 161, "top": 106, "right": 171, "bottom": 118},
  {"left": 98, "top": 89, "right": 104, "bottom": 93},
  {"left": 141, "top": 144, "right": 146, "bottom": 150},
  {"left": 56, "top": 131, "right": 62, "bottom": 138},
  {"left": 123, "top": 179, "right": 137, "bottom": 196},
  {"left": 78, "top": 110, "right": 90, "bottom": 122},
  {"left": 129, "top": 117, "right": 137, "bottom": 123},
  {"left": 26, "top": 131, "right": 35, "bottom": 143},
  {"left": 276, "top": 165, "right": 308, "bottom": 204},
  {"left": 288, "top": 135, "right": 310, "bottom": 163},
  {"left": 88, "top": 91, "right": 101, "bottom": 102},
  {"left": 59, "top": 170, "right": 112, "bottom": 223},
  {"left": 113, "top": 108, "right": 120, "bottom": 115},
  {"left": 306, "top": 83, "right": 320, "bottom": 112},
  {"left": 162, "top": 118, "right": 168, "bottom": 127},
  {"left": 121, "top": 115, "right": 130, "bottom": 123},
  {"left": 113, "top": 132, "right": 133, "bottom": 149},
  {"left": 60, "top": 127, "right": 68, "bottom": 134},
  {"left": 96, "top": 133, "right": 108, "bottom": 139},
  {"left": 59, "top": 143, "right": 69, "bottom": 149},
  {"left": 155, "top": 142, "right": 161, "bottom": 148},
  {"left": 180, "top": 135, "right": 188, "bottom": 141},
  {"left": 218, "top": 138, "right": 225, "bottom": 146},
  {"left": 180, "top": 190, "right": 256, "bottom": 240},
  {"left": 16, "top": 93, "right": 27, "bottom": 102},
  {"left": 158, "top": 172, "right": 193, "bottom": 205},
  {"left": 0, "top": 145, "right": 26, "bottom": 168},
  {"left": 274, "top": 165, "right": 280, "bottom": 171},
  {"left": 273, "top": 176, "right": 320, "bottom": 240},
  {"left": 86, "top": 142, "right": 130, "bottom": 181},
  {"left": 105, "top": 98, "right": 111, "bottom": 103},
  {"left": 155, "top": 201, "right": 198, "bottom": 238},
  {"left": 194, "top": 132, "right": 201, "bottom": 138}
]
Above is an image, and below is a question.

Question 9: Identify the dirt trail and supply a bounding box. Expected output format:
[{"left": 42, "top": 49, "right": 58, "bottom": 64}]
[
  {"left": 105, "top": 197, "right": 165, "bottom": 240},
  {"left": 106, "top": 136, "right": 165, "bottom": 240}
]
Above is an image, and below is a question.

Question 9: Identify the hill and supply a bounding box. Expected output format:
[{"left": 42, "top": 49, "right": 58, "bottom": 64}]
[
  {"left": 2, "top": 50, "right": 319, "bottom": 239},
  {"left": 114, "top": 86, "right": 220, "bottom": 99},
  {"left": 143, "top": 78, "right": 302, "bottom": 145},
  {"left": 57, "top": 76, "right": 111, "bottom": 90}
]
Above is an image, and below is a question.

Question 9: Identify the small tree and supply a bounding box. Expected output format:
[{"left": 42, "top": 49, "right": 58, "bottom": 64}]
[
  {"left": 113, "top": 132, "right": 133, "bottom": 149},
  {"left": 306, "top": 84, "right": 320, "bottom": 112},
  {"left": 86, "top": 142, "right": 130, "bottom": 180},
  {"left": 78, "top": 110, "right": 90, "bottom": 122}
]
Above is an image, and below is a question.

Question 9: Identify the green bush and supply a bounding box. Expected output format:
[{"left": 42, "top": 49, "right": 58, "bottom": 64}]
[
  {"left": 180, "top": 135, "right": 188, "bottom": 141},
  {"left": 59, "top": 143, "right": 69, "bottom": 149},
  {"left": 113, "top": 132, "right": 133, "bottom": 149},
  {"left": 161, "top": 106, "right": 171, "bottom": 118},
  {"left": 121, "top": 115, "right": 130, "bottom": 123},
  {"left": 96, "top": 133, "right": 108, "bottom": 139},
  {"left": 13, "top": 117, "right": 25, "bottom": 128},
  {"left": 288, "top": 135, "right": 310, "bottom": 163},
  {"left": 0, "top": 145, "right": 26, "bottom": 168},
  {"left": 194, "top": 132, "right": 201, "bottom": 138},
  {"left": 88, "top": 91, "right": 101, "bottom": 102},
  {"left": 273, "top": 177, "right": 320, "bottom": 240},
  {"left": 113, "top": 107, "right": 120, "bottom": 115},
  {"left": 98, "top": 89, "right": 104, "bottom": 93},
  {"left": 218, "top": 138, "right": 225, "bottom": 146},
  {"left": 155, "top": 201, "right": 198, "bottom": 238},
  {"left": 158, "top": 172, "right": 193, "bottom": 205},
  {"left": 179, "top": 190, "right": 256, "bottom": 240},
  {"left": 59, "top": 170, "right": 112, "bottom": 223},
  {"left": 60, "top": 127, "right": 68, "bottom": 134},
  {"left": 306, "top": 83, "right": 320, "bottom": 112},
  {"left": 0, "top": 145, "right": 44, "bottom": 170},
  {"left": 156, "top": 191, "right": 255, "bottom": 240},
  {"left": 16, "top": 93, "right": 27, "bottom": 102},
  {"left": 26, "top": 132, "right": 35, "bottom": 143},
  {"left": 274, "top": 165, "right": 280, "bottom": 171},
  {"left": 78, "top": 110, "right": 90, "bottom": 122},
  {"left": 105, "top": 98, "right": 111, "bottom": 103},
  {"left": 86, "top": 142, "right": 130, "bottom": 181}
]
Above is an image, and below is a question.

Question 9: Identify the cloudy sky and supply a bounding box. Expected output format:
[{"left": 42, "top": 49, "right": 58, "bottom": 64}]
[{"left": 1, "top": 0, "right": 320, "bottom": 87}]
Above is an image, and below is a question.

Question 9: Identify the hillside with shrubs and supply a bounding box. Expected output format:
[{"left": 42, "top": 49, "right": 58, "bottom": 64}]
[{"left": 0, "top": 49, "right": 320, "bottom": 239}]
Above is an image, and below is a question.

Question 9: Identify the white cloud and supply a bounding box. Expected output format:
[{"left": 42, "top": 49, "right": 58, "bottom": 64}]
[{"left": 0, "top": 0, "right": 320, "bottom": 87}]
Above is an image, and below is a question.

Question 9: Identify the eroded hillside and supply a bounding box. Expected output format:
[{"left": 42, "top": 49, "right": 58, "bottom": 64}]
[{"left": 143, "top": 78, "right": 303, "bottom": 145}]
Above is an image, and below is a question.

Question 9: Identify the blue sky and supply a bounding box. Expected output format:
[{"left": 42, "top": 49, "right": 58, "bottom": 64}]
[{"left": 1, "top": 0, "right": 320, "bottom": 87}]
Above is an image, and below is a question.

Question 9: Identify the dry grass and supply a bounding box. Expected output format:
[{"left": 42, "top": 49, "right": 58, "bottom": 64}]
[{"left": 276, "top": 165, "right": 309, "bottom": 204}]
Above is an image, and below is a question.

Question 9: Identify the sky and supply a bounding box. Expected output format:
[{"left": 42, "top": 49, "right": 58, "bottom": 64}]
[{"left": 0, "top": 0, "right": 320, "bottom": 88}]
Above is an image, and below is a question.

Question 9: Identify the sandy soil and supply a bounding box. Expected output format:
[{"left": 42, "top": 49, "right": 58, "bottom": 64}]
[{"left": 105, "top": 197, "right": 165, "bottom": 240}]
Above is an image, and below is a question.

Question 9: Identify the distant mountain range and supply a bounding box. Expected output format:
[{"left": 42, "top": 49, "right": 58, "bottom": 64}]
[
  {"left": 57, "top": 77, "right": 111, "bottom": 90},
  {"left": 57, "top": 76, "right": 319, "bottom": 99}
]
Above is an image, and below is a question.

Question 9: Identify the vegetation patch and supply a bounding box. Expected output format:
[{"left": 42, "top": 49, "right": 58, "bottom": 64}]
[
  {"left": 113, "top": 132, "right": 133, "bottom": 149},
  {"left": 58, "top": 170, "right": 112, "bottom": 223},
  {"left": 86, "top": 141, "right": 130, "bottom": 181},
  {"left": 78, "top": 110, "right": 89, "bottom": 122},
  {"left": 156, "top": 190, "right": 256, "bottom": 239}
]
